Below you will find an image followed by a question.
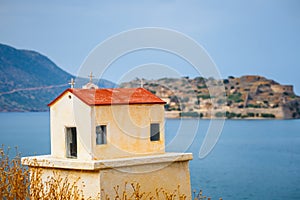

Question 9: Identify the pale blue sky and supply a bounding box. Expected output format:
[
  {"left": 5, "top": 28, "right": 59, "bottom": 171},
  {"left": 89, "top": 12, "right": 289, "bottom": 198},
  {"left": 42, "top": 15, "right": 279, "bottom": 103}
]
[{"left": 1, "top": 0, "right": 300, "bottom": 93}]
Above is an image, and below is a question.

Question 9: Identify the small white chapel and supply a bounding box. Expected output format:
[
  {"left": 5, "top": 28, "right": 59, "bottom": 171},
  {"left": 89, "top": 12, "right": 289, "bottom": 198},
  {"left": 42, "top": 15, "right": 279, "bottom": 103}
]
[{"left": 22, "top": 76, "right": 193, "bottom": 198}]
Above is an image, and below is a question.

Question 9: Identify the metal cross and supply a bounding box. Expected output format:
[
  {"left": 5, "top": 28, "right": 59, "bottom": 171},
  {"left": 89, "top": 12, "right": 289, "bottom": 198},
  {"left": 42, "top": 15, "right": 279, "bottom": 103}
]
[
  {"left": 140, "top": 79, "right": 144, "bottom": 88},
  {"left": 68, "top": 78, "right": 75, "bottom": 88},
  {"left": 89, "top": 72, "right": 94, "bottom": 83}
]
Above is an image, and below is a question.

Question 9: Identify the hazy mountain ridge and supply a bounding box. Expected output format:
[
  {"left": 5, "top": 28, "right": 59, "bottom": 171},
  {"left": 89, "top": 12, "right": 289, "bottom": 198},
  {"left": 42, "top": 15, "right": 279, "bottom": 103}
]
[
  {"left": 1, "top": 43, "right": 299, "bottom": 118},
  {"left": 121, "top": 76, "right": 300, "bottom": 119},
  {"left": 0, "top": 43, "right": 115, "bottom": 112}
]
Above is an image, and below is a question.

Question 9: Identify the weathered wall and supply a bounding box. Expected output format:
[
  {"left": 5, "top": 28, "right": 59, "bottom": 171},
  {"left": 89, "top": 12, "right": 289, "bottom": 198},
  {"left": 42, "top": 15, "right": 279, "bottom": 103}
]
[
  {"left": 93, "top": 104, "right": 165, "bottom": 159},
  {"left": 50, "top": 93, "right": 165, "bottom": 160},
  {"left": 35, "top": 167, "right": 100, "bottom": 198},
  {"left": 50, "top": 91, "right": 93, "bottom": 160},
  {"left": 271, "top": 84, "right": 294, "bottom": 93},
  {"left": 30, "top": 160, "right": 191, "bottom": 199},
  {"left": 99, "top": 161, "right": 192, "bottom": 199}
]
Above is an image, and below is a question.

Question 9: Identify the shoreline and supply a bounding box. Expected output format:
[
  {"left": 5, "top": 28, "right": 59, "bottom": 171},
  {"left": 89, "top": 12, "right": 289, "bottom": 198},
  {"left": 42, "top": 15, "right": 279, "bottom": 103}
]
[
  {"left": 164, "top": 111, "right": 298, "bottom": 120},
  {"left": 0, "top": 111, "right": 298, "bottom": 120}
]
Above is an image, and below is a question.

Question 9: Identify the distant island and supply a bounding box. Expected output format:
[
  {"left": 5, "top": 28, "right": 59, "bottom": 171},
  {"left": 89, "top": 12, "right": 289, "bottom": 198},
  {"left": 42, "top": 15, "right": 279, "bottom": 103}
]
[
  {"left": 1, "top": 43, "right": 300, "bottom": 119},
  {"left": 121, "top": 76, "right": 300, "bottom": 119}
]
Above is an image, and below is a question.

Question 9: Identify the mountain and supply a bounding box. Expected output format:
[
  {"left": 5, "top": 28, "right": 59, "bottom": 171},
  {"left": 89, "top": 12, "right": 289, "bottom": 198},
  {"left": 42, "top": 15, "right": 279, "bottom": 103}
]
[
  {"left": 0, "top": 43, "right": 115, "bottom": 112},
  {"left": 2, "top": 43, "right": 299, "bottom": 118},
  {"left": 121, "top": 76, "right": 300, "bottom": 119}
]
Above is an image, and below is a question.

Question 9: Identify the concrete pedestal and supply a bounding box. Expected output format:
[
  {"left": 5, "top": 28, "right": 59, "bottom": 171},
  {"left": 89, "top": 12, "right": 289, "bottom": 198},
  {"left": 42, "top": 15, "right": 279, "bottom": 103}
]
[{"left": 22, "top": 153, "right": 193, "bottom": 199}]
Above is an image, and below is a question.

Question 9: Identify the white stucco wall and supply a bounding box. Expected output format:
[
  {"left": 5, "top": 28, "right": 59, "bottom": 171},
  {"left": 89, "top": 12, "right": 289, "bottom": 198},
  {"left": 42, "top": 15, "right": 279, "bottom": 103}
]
[
  {"left": 50, "top": 92, "right": 165, "bottom": 160},
  {"left": 50, "top": 91, "right": 93, "bottom": 160}
]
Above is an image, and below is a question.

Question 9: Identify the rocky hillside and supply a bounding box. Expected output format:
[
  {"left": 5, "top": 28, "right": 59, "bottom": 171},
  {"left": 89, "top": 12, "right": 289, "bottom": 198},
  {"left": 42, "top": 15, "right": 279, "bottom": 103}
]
[
  {"left": 0, "top": 43, "right": 115, "bottom": 112},
  {"left": 121, "top": 76, "right": 300, "bottom": 119}
]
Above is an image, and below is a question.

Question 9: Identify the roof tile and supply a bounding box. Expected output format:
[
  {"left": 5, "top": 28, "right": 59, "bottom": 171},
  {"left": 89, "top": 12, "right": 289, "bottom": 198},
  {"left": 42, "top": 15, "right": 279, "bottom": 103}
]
[{"left": 48, "top": 88, "right": 165, "bottom": 106}]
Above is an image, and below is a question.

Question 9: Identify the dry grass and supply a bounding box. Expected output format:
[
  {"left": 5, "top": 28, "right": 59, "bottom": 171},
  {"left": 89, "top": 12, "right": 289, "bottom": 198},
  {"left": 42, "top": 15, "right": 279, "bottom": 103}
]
[
  {"left": 0, "top": 145, "right": 220, "bottom": 200},
  {"left": 193, "top": 189, "right": 222, "bottom": 200},
  {"left": 29, "top": 167, "right": 87, "bottom": 199},
  {"left": 0, "top": 145, "right": 86, "bottom": 200},
  {"left": 0, "top": 145, "right": 30, "bottom": 199},
  {"left": 100, "top": 183, "right": 187, "bottom": 200}
]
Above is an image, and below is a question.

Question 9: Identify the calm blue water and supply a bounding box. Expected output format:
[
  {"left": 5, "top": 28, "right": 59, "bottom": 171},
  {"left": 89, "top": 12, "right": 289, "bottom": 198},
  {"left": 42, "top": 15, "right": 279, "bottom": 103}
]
[{"left": 0, "top": 112, "right": 299, "bottom": 199}]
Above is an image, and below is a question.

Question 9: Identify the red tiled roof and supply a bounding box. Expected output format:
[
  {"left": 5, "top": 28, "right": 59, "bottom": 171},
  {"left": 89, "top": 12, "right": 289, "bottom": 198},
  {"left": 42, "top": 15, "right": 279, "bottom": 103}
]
[{"left": 48, "top": 88, "right": 165, "bottom": 106}]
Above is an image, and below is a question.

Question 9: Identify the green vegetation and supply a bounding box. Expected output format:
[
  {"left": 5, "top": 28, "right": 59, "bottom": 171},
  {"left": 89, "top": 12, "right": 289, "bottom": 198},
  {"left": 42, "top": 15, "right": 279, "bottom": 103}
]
[
  {"left": 247, "top": 112, "right": 255, "bottom": 117},
  {"left": 223, "top": 79, "right": 229, "bottom": 84},
  {"left": 148, "top": 83, "right": 159, "bottom": 87},
  {"left": 226, "top": 112, "right": 236, "bottom": 118},
  {"left": 197, "top": 85, "right": 207, "bottom": 89},
  {"left": 148, "top": 89, "right": 156, "bottom": 95},
  {"left": 181, "top": 97, "right": 190, "bottom": 103},
  {"left": 197, "top": 94, "right": 213, "bottom": 99},
  {"left": 228, "top": 92, "right": 243, "bottom": 103},
  {"left": 180, "top": 112, "right": 203, "bottom": 118},
  {"left": 226, "top": 112, "right": 241, "bottom": 119},
  {"left": 217, "top": 98, "right": 226, "bottom": 105},
  {"left": 215, "top": 112, "right": 225, "bottom": 118},
  {"left": 246, "top": 104, "right": 262, "bottom": 108},
  {"left": 187, "top": 90, "right": 195, "bottom": 94},
  {"left": 261, "top": 113, "right": 276, "bottom": 118},
  {"left": 212, "top": 111, "right": 277, "bottom": 119}
]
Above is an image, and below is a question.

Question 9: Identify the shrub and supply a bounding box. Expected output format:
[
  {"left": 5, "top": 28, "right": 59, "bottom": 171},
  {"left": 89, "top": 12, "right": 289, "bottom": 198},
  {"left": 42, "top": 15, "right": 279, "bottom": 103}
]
[
  {"left": 180, "top": 112, "right": 203, "bottom": 118},
  {"left": 197, "top": 94, "right": 211, "bottom": 99},
  {"left": 149, "top": 90, "right": 156, "bottom": 95},
  {"left": 217, "top": 98, "right": 226, "bottom": 105},
  {"left": 0, "top": 145, "right": 86, "bottom": 199},
  {"left": 0, "top": 146, "right": 30, "bottom": 199},
  {"left": 223, "top": 79, "right": 229, "bottom": 84},
  {"left": 246, "top": 104, "right": 261, "bottom": 108},
  {"left": 215, "top": 112, "right": 225, "bottom": 118},
  {"left": 181, "top": 97, "right": 190, "bottom": 103},
  {"left": 247, "top": 113, "right": 255, "bottom": 117},
  {"left": 164, "top": 104, "right": 170, "bottom": 110},
  {"left": 261, "top": 113, "right": 276, "bottom": 118},
  {"left": 197, "top": 85, "right": 207, "bottom": 89},
  {"left": 226, "top": 112, "right": 237, "bottom": 118},
  {"left": 228, "top": 93, "right": 243, "bottom": 103}
]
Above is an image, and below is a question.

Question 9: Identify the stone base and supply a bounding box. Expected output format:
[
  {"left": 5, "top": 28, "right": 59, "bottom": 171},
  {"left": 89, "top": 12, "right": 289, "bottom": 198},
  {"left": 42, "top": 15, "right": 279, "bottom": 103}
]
[{"left": 22, "top": 153, "right": 193, "bottom": 199}]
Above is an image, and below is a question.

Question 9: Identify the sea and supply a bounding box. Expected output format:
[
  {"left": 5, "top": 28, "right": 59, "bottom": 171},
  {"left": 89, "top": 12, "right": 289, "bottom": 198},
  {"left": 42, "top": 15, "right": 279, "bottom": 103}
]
[{"left": 0, "top": 112, "right": 299, "bottom": 200}]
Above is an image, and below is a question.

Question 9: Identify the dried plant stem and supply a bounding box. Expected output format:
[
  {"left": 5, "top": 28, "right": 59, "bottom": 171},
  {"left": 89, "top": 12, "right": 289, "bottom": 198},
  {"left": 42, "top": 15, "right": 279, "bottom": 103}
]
[{"left": 1, "top": 145, "right": 220, "bottom": 200}]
